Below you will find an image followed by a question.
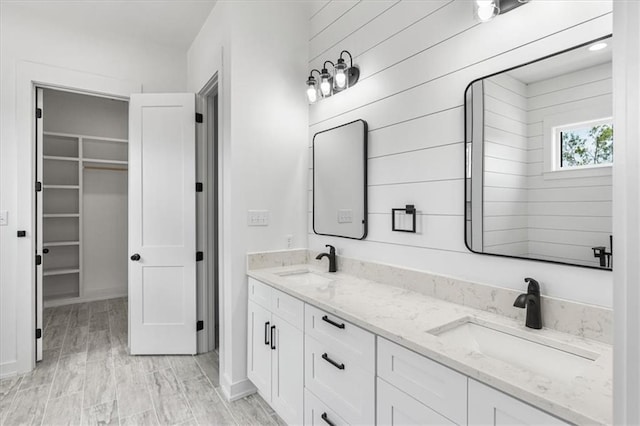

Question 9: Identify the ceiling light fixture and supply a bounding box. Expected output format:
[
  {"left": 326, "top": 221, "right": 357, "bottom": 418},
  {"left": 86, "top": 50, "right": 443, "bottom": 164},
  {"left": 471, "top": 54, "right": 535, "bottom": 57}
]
[{"left": 588, "top": 42, "right": 608, "bottom": 52}]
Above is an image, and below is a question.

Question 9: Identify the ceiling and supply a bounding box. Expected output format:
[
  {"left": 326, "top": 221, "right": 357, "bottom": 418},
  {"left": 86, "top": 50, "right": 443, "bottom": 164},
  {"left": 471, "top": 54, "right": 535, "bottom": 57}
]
[{"left": 0, "top": 0, "right": 217, "bottom": 49}]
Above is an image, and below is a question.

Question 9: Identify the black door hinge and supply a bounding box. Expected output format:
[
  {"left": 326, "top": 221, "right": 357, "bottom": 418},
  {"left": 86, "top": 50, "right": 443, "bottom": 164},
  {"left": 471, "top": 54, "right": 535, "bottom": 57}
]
[
  {"left": 196, "top": 182, "right": 203, "bottom": 192},
  {"left": 17, "top": 230, "right": 26, "bottom": 237},
  {"left": 36, "top": 328, "right": 42, "bottom": 339},
  {"left": 195, "top": 113, "right": 203, "bottom": 123},
  {"left": 197, "top": 320, "right": 204, "bottom": 331},
  {"left": 36, "top": 108, "right": 42, "bottom": 119},
  {"left": 35, "top": 181, "right": 42, "bottom": 192},
  {"left": 36, "top": 255, "right": 42, "bottom": 266},
  {"left": 196, "top": 251, "right": 204, "bottom": 262}
]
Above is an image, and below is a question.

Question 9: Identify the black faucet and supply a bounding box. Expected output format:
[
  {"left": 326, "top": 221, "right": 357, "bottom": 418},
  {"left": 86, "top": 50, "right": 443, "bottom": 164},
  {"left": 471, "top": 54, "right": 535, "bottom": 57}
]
[
  {"left": 315, "top": 245, "right": 337, "bottom": 273},
  {"left": 513, "top": 277, "right": 542, "bottom": 329}
]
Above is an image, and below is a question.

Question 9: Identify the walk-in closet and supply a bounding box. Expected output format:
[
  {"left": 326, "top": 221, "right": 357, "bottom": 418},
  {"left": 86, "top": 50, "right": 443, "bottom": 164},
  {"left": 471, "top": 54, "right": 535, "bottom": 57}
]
[{"left": 38, "top": 88, "right": 128, "bottom": 308}]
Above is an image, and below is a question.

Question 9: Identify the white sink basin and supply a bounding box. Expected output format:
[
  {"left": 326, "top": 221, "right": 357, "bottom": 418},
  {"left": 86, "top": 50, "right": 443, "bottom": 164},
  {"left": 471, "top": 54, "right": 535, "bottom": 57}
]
[
  {"left": 430, "top": 318, "right": 600, "bottom": 382},
  {"left": 276, "top": 269, "right": 334, "bottom": 286}
]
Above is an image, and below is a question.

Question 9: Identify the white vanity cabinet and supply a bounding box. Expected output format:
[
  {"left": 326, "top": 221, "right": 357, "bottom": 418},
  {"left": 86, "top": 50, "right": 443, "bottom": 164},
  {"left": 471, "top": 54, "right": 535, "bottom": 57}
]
[
  {"left": 304, "top": 304, "right": 376, "bottom": 425},
  {"left": 468, "top": 379, "right": 569, "bottom": 426},
  {"left": 247, "top": 278, "right": 304, "bottom": 425}
]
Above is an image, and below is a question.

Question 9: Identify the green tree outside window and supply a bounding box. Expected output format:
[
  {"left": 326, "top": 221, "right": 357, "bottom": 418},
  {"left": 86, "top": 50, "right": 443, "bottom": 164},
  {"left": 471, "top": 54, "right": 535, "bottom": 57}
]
[{"left": 561, "top": 124, "right": 613, "bottom": 167}]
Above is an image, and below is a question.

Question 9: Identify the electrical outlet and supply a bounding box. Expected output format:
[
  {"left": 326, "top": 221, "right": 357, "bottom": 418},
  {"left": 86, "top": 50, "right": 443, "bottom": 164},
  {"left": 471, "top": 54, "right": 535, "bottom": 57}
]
[
  {"left": 0, "top": 210, "right": 7, "bottom": 226},
  {"left": 247, "top": 210, "right": 269, "bottom": 226},
  {"left": 286, "top": 234, "right": 293, "bottom": 248}
]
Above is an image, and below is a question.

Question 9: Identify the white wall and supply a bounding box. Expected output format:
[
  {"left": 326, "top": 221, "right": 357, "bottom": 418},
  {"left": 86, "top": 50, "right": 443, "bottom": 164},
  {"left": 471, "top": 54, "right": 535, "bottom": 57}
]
[
  {"left": 0, "top": 7, "right": 187, "bottom": 377},
  {"left": 525, "top": 63, "right": 613, "bottom": 267},
  {"left": 307, "top": 0, "right": 613, "bottom": 307},
  {"left": 482, "top": 74, "right": 529, "bottom": 256},
  {"left": 187, "top": 1, "right": 309, "bottom": 399}
]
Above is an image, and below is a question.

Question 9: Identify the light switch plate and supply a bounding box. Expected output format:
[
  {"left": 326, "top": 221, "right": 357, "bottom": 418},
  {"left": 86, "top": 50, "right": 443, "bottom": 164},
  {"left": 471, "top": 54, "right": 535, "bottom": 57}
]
[
  {"left": 247, "top": 210, "right": 269, "bottom": 226},
  {"left": 0, "top": 210, "right": 7, "bottom": 226}
]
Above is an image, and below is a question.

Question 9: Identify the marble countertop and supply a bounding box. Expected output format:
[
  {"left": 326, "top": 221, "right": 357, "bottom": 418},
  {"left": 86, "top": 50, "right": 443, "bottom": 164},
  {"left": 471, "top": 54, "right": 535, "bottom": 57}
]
[{"left": 248, "top": 264, "right": 612, "bottom": 425}]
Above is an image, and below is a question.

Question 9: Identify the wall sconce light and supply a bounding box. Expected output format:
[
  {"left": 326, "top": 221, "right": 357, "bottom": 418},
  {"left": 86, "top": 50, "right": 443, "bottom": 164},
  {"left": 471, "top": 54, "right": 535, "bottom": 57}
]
[
  {"left": 306, "top": 50, "right": 360, "bottom": 104},
  {"left": 475, "top": 0, "right": 529, "bottom": 22}
]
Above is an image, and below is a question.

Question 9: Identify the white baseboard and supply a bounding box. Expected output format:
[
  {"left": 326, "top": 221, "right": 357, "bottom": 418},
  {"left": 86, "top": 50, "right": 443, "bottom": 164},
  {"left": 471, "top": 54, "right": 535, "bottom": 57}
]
[
  {"left": 43, "top": 290, "right": 127, "bottom": 308},
  {"left": 219, "top": 374, "right": 256, "bottom": 402},
  {"left": 0, "top": 361, "right": 18, "bottom": 379}
]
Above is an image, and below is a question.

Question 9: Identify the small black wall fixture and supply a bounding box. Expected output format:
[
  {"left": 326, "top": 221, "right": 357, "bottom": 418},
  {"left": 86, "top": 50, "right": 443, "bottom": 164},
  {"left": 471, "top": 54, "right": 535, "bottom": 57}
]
[
  {"left": 306, "top": 50, "right": 360, "bottom": 104},
  {"left": 392, "top": 205, "right": 416, "bottom": 233},
  {"left": 475, "top": 0, "right": 529, "bottom": 23}
]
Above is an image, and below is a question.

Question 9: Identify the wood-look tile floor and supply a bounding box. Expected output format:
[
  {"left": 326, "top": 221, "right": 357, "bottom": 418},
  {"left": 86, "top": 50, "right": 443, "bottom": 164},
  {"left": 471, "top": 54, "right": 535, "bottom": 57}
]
[{"left": 0, "top": 298, "right": 284, "bottom": 426}]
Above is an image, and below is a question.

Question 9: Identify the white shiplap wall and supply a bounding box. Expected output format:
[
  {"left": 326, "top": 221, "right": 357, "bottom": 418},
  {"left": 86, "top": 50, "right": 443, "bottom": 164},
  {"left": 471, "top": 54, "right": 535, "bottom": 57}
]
[
  {"left": 525, "top": 62, "right": 613, "bottom": 267},
  {"left": 483, "top": 73, "right": 529, "bottom": 256},
  {"left": 307, "top": 0, "right": 613, "bottom": 306}
]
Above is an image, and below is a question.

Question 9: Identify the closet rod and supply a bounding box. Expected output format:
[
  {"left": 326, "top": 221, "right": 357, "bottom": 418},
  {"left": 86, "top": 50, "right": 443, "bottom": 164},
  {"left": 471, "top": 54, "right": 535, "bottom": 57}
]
[{"left": 83, "top": 166, "right": 128, "bottom": 172}]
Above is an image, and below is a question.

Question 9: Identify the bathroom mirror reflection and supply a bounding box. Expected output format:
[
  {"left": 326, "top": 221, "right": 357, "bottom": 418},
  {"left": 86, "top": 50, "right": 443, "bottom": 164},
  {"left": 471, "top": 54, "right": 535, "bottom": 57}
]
[
  {"left": 465, "top": 36, "right": 613, "bottom": 270},
  {"left": 313, "top": 119, "right": 368, "bottom": 240}
]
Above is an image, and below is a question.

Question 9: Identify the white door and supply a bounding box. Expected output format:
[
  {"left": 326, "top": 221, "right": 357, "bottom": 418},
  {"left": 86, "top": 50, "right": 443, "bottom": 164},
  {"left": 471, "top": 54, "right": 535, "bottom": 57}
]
[
  {"left": 247, "top": 301, "right": 273, "bottom": 399},
  {"left": 271, "top": 316, "right": 304, "bottom": 425},
  {"left": 35, "top": 87, "right": 44, "bottom": 362},
  {"left": 129, "top": 93, "right": 197, "bottom": 354}
]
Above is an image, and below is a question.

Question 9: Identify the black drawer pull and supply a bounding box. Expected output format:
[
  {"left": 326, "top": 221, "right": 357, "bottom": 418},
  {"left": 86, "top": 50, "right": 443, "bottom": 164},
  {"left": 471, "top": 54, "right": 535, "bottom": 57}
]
[
  {"left": 321, "top": 353, "right": 345, "bottom": 370},
  {"left": 321, "top": 413, "right": 336, "bottom": 426},
  {"left": 322, "top": 315, "right": 345, "bottom": 329},
  {"left": 270, "top": 325, "right": 276, "bottom": 350},
  {"left": 264, "top": 321, "right": 270, "bottom": 346}
]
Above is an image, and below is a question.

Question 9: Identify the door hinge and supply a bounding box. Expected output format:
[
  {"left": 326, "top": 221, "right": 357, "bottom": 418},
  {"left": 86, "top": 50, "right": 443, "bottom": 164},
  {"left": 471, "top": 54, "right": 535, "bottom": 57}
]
[
  {"left": 195, "top": 113, "right": 203, "bottom": 123},
  {"left": 197, "top": 320, "right": 204, "bottom": 331},
  {"left": 196, "top": 251, "right": 204, "bottom": 262},
  {"left": 17, "top": 230, "right": 26, "bottom": 237},
  {"left": 36, "top": 108, "right": 42, "bottom": 119},
  {"left": 35, "top": 181, "right": 42, "bottom": 192},
  {"left": 36, "top": 255, "right": 42, "bottom": 266},
  {"left": 36, "top": 328, "right": 42, "bottom": 339},
  {"left": 196, "top": 182, "right": 203, "bottom": 192}
]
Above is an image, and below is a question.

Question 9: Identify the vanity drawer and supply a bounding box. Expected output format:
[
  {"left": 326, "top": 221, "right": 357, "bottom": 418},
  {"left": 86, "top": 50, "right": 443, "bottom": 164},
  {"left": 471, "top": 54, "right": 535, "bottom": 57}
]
[
  {"left": 271, "top": 288, "right": 303, "bottom": 330},
  {"left": 304, "top": 389, "right": 349, "bottom": 426},
  {"left": 305, "top": 335, "right": 375, "bottom": 425},
  {"left": 377, "top": 338, "right": 467, "bottom": 425},
  {"left": 248, "top": 277, "right": 272, "bottom": 310},
  {"left": 304, "top": 304, "right": 375, "bottom": 373}
]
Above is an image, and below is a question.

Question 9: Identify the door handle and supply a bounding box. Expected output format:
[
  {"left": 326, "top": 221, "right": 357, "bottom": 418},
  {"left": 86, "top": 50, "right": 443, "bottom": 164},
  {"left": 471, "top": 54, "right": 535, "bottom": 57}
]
[
  {"left": 264, "top": 321, "right": 270, "bottom": 345},
  {"left": 130, "top": 253, "right": 141, "bottom": 261},
  {"left": 321, "top": 353, "right": 345, "bottom": 370},
  {"left": 321, "top": 413, "right": 336, "bottom": 426},
  {"left": 270, "top": 325, "right": 276, "bottom": 350}
]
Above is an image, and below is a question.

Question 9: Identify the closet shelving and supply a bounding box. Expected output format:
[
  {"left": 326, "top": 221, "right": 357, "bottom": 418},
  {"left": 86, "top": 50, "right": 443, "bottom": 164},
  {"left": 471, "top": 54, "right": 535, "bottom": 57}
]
[{"left": 42, "top": 131, "right": 128, "bottom": 303}]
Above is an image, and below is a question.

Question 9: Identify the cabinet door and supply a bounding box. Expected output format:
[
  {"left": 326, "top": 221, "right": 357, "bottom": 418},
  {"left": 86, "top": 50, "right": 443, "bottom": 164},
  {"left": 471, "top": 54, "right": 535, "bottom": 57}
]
[
  {"left": 271, "top": 316, "right": 304, "bottom": 425},
  {"left": 247, "top": 300, "right": 272, "bottom": 401},
  {"left": 468, "top": 379, "right": 569, "bottom": 426},
  {"left": 377, "top": 378, "right": 455, "bottom": 426}
]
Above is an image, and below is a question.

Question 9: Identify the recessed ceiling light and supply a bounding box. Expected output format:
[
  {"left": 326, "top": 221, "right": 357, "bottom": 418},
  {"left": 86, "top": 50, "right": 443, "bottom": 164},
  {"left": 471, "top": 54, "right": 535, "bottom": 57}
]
[{"left": 588, "top": 42, "right": 608, "bottom": 52}]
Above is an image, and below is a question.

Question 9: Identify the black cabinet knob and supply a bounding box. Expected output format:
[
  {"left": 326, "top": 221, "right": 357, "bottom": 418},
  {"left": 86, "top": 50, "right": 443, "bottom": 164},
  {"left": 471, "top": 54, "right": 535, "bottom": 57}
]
[{"left": 130, "top": 253, "right": 141, "bottom": 261}]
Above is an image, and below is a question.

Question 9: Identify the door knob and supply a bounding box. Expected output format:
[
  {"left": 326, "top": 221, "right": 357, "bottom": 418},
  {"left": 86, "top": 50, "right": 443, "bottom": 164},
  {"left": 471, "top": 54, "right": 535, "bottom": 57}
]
[
  {"left": 130, "top": 253, "right": 141, "bottom": 261},
  {"left": 42, "top": 248, "right": 49, "bottom": 254}
]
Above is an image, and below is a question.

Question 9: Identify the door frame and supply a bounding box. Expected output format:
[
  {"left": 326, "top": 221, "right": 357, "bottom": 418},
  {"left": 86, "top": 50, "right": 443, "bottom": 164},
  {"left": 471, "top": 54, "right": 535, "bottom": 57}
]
[
  {"left": 196, "top": 74, "right": 219, "bottom": 353},
  {"left": 14, "top": 61, "right": 139, "bottom": 374}
]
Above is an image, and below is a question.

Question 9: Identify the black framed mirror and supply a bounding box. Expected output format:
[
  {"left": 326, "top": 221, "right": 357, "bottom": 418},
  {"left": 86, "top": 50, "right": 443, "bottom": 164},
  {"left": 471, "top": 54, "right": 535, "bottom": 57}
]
[
  {"left": 465, "top": 35, "right": 613, "bottom": 270},
  {"left": 313, "top": 119, "right": 368, "bottom": 240}
]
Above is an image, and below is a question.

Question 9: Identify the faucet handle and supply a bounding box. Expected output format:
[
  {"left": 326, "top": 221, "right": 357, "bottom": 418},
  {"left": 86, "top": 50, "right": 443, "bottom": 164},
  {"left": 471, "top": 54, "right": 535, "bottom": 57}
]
[
  {"left": 325, "top": 244, "right": 335, "bottom": 254},
  {"left": 524, "top": 277, "right": 540, "bottom": 294}
]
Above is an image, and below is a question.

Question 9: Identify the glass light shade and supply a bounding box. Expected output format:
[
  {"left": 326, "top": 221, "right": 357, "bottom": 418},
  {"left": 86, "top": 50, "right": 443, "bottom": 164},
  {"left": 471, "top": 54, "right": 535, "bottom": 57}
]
[
  {"left": 320, "top": 72, "right": 332, "bottom": 97},
  {"left": 476, "top": 2, "right": 498, "bottom": 21},
  {"left": 307, "top": 84, "right": 318, "bottom": 103},
  {"left": 334, "top": 61, "right": 348, "bottom": 90}
]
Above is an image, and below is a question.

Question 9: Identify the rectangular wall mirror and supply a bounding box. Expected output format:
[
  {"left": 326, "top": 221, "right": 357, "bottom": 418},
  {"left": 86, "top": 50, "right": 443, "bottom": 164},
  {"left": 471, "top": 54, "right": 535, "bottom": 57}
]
[
  {"left": 313, "top": 119, "right": 368, "bottom": 240},
  {"left": 465, "top": 35, "right": 613, "bottom": 270}
]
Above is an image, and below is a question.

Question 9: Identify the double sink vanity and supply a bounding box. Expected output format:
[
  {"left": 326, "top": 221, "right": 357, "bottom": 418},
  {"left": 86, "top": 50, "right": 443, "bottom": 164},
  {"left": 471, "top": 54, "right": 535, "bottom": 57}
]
[{"left": 246, "top": 250, "right": 612, "bottom": 426}]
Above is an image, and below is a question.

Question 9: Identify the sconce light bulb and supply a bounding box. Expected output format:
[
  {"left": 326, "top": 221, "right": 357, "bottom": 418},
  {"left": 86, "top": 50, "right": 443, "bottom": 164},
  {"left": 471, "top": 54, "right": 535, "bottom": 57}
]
[
  {"left": 320, "top": 79, "right": 331, "bottom": 96},
  {"left": 476, "top": 3, "right": 498, "bottom": 21},
  {"left": 307, "top": 86, "right": 317, "bottom": 103},
  {"left": 335, "top": 69, "right": 347, "bottom": 89}
]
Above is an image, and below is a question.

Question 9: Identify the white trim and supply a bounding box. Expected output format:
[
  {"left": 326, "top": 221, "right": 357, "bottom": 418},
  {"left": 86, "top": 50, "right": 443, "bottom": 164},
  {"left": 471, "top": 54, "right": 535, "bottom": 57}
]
[
  {"left": 15, "top": 60, "right": 140, "bottom": 374},
  {"left": 219, "top": 373, "right": 257, "bottom": 402},
  {"left": 0, "top": 362, "right": 18, "bottom": 380}
]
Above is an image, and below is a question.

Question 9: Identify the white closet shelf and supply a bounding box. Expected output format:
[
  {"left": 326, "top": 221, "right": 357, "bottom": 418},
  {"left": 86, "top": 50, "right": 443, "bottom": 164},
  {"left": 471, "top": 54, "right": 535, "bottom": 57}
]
[
  {"left": 83, "top": 158, "right": 128, "bottom": 165},
  {"left": 43, "top": 213, "right": 80, "bottom": 218},
  {"left": 44, "top": 292, "right": 80, "bottom": 301},
  {"left": 44, "top": 131, "right": 127, "bottom": 143},
  {"left": 43, "top": 155, "right": 79, "bottom": 162},
  {"left": 43, "top": 268, "right": 80, "bottom": 277},
  {"left": 43, "top": 185, "right": 79, "bottom": 190},
  {"left": 43, "top": 241, "right": 80, "bottom": 247}
]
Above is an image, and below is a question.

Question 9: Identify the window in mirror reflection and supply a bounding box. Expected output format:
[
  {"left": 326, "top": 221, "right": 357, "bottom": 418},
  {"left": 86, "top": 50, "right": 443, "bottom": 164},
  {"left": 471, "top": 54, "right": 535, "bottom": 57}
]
[{"left": 557, "top": 119, "right": 613, "bottom": 169}]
